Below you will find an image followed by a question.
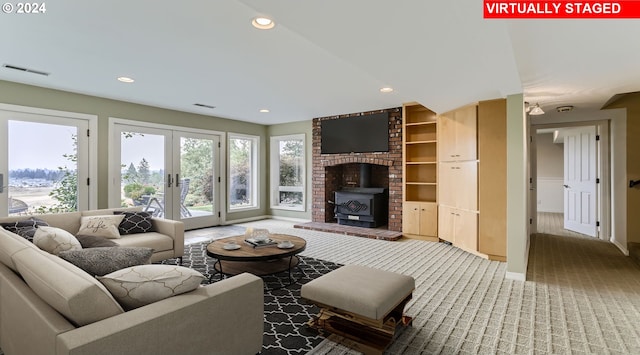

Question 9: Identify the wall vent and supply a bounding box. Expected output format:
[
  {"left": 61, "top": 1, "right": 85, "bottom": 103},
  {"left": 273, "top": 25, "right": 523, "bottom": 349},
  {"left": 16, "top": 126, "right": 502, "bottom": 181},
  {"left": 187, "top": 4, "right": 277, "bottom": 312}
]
[
  {"left": 194, "top": 103, "right": 216, "bottom": 109},
  {"left": 2, "top": 64, "right": 50, "bottom": 76}
]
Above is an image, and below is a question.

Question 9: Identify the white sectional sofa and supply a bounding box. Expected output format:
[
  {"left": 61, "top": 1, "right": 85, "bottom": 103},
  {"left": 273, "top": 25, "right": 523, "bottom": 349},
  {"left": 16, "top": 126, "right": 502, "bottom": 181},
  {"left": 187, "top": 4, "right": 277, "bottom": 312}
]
[{"left": 0, "top": 208, "right": 264, "bottom": 355}]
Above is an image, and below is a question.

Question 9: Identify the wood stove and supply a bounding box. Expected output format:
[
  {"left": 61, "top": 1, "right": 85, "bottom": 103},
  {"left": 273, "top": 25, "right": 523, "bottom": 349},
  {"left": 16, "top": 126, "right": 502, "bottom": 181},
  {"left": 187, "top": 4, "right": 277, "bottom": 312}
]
[{"left": 332, "top": 164, "right": 388, "bottom": 228}]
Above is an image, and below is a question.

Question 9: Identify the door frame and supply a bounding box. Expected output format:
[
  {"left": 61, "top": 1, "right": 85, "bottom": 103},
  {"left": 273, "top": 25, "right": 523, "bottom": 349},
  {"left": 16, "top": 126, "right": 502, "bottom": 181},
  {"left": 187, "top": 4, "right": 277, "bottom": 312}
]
[
  {"left": 0, "top": 103, "right": 98, "bottom": 214},
  {"left": 108, "top": 117, "right": 226, "bottom": 229},
  {"left": 531, "top": 120, "right": 610, "bottom": 241}
]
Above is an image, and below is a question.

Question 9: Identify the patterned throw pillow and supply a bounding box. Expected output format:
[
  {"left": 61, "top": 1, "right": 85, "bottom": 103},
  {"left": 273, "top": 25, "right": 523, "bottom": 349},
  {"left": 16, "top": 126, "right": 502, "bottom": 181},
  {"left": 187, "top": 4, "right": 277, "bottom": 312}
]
[
  {"left": 58, "top": 247, "right": 154, "bottom": 276},
  {"left": 77, "top": 215, "right": 125, "bottom": 239},
  {"left": 98, "top": 265, "right": 204, "bottom": 310},
  {"left": 0, "top": 218, "right": 49, "bottom": 242},
  {"left": 33, "top": 226, "right": 82, "bottom": 255},
  {"left": 75, "top": 234, "right": 119, "bottom": 248},
  {"left": 113, "top": 211, "right": 155, "bottom": 235}
]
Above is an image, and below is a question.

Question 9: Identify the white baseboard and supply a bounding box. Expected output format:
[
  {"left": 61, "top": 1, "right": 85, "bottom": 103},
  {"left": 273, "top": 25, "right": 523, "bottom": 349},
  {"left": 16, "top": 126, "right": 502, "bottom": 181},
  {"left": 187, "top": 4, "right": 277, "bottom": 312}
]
[
  {"left": 269, "top": 216, "right": 312, "bottom": 223},
  {"left": 222, "top": 215, "right": 270, "bottom": 225},
  {"left": 223, "top": 215, "right": 311, "bottom": 225},
  {"left": 505, "top": 271, "right": 526, "bottom": 281},
  {"left": 612, "top": 238, "right": 629, "bottom": 256}
]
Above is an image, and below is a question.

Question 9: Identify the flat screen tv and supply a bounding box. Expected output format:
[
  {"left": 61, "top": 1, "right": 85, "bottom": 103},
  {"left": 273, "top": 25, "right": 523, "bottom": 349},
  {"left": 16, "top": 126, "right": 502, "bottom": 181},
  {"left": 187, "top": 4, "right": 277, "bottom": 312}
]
[{"left": 321, "top": 113, "right": 389, "bottom": 154}]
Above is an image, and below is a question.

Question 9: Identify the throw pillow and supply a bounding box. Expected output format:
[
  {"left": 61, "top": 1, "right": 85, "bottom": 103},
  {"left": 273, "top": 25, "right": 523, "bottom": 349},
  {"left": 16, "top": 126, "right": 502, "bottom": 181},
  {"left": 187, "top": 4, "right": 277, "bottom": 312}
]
[
  {"left": 33, "top": 226, "right": 82, "bottom": 255},
  {"left": 113, "top": 211, "right": 155, "bottom": 235},
  {"left": 77, "top": 215, "right": 125, "bottom": 239},
  {"left": 98, "top": 265, "right": 204, "bottom": 310},
  {"left": 58, "top": 247, "right": 154, "bottom": 276},
  {"left": 0, "top": 217, "right": 49, "bottom": 242},
  {"left": 75, "top": 234, "right": 119, "bottom": 248}
]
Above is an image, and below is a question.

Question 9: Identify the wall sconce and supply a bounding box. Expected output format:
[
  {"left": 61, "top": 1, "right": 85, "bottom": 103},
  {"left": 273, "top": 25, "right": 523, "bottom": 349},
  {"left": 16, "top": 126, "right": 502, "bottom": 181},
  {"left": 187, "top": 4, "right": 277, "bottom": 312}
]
[{"left": 529, "top": 103, "right": 545, "bottom": 115}]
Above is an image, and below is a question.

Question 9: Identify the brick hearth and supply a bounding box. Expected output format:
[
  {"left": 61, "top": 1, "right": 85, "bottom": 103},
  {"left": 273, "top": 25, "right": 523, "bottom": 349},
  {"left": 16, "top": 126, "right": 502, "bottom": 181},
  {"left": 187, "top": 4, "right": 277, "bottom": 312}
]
[{"left": 311, "top": 107, "right": 403, "bottom": 232}]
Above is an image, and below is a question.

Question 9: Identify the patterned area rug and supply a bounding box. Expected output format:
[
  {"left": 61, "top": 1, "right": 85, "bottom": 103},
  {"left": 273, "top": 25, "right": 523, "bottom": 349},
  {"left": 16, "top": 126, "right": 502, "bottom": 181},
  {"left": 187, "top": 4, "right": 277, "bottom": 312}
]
[{"left": 161, "top": 241, "right": 342, "bottom": 355}]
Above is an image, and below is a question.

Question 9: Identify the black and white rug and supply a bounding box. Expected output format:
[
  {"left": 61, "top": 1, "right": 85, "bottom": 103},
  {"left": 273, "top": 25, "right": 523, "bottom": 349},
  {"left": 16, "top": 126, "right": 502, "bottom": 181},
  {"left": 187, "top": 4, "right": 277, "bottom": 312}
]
[{"left": 161, "top": 241, "right": 342, "bottom": 355}]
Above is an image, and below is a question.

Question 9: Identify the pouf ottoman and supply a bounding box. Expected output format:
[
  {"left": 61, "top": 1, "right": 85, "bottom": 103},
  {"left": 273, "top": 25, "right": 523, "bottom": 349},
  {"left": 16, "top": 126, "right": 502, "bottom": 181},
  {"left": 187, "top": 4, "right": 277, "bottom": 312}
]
[{"left": 301, "top": 264, "right": 415, "bottom": 355}]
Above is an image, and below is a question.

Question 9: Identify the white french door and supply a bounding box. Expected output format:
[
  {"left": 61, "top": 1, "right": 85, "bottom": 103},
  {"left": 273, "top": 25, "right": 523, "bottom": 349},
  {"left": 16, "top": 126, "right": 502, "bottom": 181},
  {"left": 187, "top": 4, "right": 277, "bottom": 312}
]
[
  {"left": 563, "top": 126, "right": 597, "bottom": 237},
  {"left": 110, "top": 120, "right": 221, "bottom": 230},
  {"left": 0, "top": 106, "right": 94, "bottom": 216}
]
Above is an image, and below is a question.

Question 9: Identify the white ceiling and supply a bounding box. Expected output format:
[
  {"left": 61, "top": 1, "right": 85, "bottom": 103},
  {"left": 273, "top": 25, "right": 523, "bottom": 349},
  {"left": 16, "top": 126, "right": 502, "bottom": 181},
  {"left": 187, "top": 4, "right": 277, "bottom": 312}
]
[{"left": 1, "top": 1, "right": 639, "bottom": 124}]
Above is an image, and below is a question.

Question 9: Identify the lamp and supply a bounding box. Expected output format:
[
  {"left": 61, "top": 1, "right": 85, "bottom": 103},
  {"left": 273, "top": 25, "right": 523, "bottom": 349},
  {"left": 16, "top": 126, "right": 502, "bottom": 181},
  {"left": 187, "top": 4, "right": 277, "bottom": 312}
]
[{"left": 529, "top": 103, "right": 545, "bottom": 115}]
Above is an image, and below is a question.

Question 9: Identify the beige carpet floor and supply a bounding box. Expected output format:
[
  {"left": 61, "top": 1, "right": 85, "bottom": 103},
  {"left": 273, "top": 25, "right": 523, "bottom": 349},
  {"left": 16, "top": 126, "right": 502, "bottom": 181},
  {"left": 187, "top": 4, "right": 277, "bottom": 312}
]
[{"left": 237, "top": 219, "right": 640, "bottom": 355}]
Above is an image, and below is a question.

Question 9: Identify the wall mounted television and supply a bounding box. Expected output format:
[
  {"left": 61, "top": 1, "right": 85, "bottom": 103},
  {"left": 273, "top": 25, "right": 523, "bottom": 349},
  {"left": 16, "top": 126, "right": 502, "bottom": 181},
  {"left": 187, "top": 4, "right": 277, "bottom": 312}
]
[{"left": 321, "top": 112, "right": 389, "bottom": 154}]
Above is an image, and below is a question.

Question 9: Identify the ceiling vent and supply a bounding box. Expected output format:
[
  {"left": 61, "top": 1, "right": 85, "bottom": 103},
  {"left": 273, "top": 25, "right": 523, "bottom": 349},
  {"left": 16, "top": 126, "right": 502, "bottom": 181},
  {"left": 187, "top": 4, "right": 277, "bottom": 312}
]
[
  {"left": 193, "top": 103, "right": 216, "bottom": 109},
  {"left": 2, "top": 64, "right": 50, "bottom": 76},
  {"left": 556, "top": 105, "right": 574, "bottom": 113}
]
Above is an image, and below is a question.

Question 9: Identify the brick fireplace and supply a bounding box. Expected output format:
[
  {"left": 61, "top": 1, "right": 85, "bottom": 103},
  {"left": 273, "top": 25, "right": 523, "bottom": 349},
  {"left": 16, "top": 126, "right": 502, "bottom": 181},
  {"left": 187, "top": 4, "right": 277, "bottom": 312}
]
[{"left": 311, "top": 107, "right": 403, "bottom": 232}]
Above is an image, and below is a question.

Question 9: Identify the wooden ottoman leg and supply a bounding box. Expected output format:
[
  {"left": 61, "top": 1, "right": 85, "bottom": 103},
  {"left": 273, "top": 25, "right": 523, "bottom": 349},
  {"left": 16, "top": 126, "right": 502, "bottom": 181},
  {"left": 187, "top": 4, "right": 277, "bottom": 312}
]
[{"left": 306, "top": 293, "right": 413, "bottom": 355}]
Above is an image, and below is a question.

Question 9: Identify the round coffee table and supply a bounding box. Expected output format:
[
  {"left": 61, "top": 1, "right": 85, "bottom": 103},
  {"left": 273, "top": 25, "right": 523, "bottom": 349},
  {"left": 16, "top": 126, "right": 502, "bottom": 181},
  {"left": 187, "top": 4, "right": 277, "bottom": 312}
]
[{"left": 206, "top": 234, "right": 306, "bottom": 284}]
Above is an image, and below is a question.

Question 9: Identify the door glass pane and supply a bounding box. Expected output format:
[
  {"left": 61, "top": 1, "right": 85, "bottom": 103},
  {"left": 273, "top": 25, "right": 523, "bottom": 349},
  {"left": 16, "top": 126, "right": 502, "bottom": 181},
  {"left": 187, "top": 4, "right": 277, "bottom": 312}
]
[
  {"left": 180, "top": 137, "right": 214, "bottom": 218},
  {"left": 8, "top": 120, "right": 78, "bottom": 215},
  {"left": 120, "top": 132, "right": 166, "bottom": 217}
]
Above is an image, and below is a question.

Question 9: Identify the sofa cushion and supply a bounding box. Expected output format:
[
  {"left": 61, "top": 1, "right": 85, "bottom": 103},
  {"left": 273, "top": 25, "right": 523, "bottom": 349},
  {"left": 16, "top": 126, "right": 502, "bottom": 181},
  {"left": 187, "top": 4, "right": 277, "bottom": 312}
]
[
  {"left": 33, "top": 226, "right": 82, "bottom": 255},
  {"left": 114, "top": 211, "right": 155, "bottom": 235},
  {"left": 98, "top": 265, "right": 204, "bottom": 310},
  {"left": 0, "top": 229, "right": 40, "bottom": 271},
  {"left": 77, "top": 215, "right": 125, "bottom": 239},
  {"left": 0, "top": 217, "right": 49, "bottom": 241},
  {"left": 13, "top": 247, "right": 124, "bottom": 326},
  {"left": 58, "top": 247, "right": 154, "bottom": 276},
  {"left": 75, "top": 234, "right": 119, "bottom": 248},
  {"left": 112, "top": 232, "right": 174, "bottom": 252}
]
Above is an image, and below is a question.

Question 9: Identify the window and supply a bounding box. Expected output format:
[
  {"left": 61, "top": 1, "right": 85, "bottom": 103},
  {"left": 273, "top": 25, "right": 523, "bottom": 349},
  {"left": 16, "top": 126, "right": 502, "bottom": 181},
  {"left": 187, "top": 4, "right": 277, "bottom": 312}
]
[
  {"left": 0, "top": 104, "right": 98, "bottom": 216},
  {"left": 228, "top": 134, "right": 259, "bottom": 211},
  {"left": 270, "top": 134, "right": 305, "bottom": 211}
]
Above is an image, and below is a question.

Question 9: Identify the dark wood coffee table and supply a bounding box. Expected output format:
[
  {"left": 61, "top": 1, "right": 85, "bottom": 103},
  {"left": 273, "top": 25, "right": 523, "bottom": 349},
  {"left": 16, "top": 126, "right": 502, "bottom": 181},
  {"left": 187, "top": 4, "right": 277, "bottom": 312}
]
[{"left": 206, "top": 234, "right": 306, "bottom": 284}]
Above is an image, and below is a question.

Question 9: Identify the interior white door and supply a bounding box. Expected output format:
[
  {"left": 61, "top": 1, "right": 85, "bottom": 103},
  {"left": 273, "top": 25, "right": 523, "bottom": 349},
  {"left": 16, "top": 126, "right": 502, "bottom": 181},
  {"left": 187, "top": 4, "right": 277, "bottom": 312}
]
[{"left": 563, "top": 126, "right": 597, "bottom": 237}]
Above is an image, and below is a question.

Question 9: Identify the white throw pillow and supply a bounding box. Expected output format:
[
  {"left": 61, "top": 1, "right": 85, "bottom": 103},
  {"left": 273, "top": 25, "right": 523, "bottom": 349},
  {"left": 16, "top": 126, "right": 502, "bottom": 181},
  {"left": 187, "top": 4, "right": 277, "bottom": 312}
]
[
  {"left": 98, "top": 265, "right": 204, "bottom": 310},
  {"left": 33, "top": 226, "right": 82, "bottom": 255},
  {"left": 77, "top": 215, "right": 125, "bottom": 239}
]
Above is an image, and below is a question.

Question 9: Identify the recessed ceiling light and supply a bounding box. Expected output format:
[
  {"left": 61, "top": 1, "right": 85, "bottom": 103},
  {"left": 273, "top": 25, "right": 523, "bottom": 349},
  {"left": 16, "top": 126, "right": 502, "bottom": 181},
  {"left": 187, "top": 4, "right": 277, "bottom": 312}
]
[
  {"left": 117, "top": 76, "right": 134, "bottom": 83},
  {"left": 252, "top": 17, "right": 275, "bottom": 30},
  {"left": 380, "top": 87, "right": 394, "bottom": 93},
  {"left": 259, "top": 109, "right": 270, "bottom": 113}
]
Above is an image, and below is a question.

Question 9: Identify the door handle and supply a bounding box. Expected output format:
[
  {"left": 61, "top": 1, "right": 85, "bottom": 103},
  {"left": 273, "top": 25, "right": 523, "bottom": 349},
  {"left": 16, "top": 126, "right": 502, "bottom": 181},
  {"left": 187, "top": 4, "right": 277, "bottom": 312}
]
[
  {"left": 176, "top": 174, "right": 180, "bottom": 187},
  {"left": 0, "top": 173, "right": 3, "bottom": 193},
  {"left": 168, "top": 174, "right": 173, "bottom": 188},
  {"left": 563, "top": 184, "right": 570, "bottom": 188}
]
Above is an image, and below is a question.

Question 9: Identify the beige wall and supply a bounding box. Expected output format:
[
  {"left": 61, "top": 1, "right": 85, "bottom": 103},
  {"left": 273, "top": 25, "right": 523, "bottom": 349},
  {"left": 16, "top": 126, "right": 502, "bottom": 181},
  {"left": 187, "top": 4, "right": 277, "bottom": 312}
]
[
  {"left": 536, "top": 133, "right": 563, "bottom": 178},
  {"left": 506, "top": 93, "right": 528, "bottom": 278},
  {"left": 603, "top": 93, "right": 640, "bottom": 244},
  {"left": 266, "top": 120, "right": 313, "bottom": 221},
  {"left": 0, "top": 80, "right": 268, "bottom": 222}
]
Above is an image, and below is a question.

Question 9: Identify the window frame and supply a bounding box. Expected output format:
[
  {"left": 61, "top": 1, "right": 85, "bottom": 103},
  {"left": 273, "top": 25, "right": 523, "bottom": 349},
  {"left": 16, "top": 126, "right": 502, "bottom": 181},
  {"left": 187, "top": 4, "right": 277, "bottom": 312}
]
[
  {"left": 227, "top": 133, "right": 260, "bottom": 212},
  {"left": 270, "top": 133, "right": 305, "bottom": 212}
]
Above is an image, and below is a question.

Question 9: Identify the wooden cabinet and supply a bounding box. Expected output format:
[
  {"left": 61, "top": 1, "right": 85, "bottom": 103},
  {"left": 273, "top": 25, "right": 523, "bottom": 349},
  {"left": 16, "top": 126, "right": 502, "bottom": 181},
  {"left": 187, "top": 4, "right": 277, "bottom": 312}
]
[
  {"left": 402, "top": 103, "right": 438, "bottom": 240},
  {"left": 438, "top": 104, "right": 479, "bottom": 251},
  {"left": 438, "top": 105, "right": 477, "bottom": 162},
  {"left": 403, "top": 202, "right": 437, "bottom": 237},
  {"left": 438, "top": 161, "right": 478, "bottom": 211},
  {"left": 438, "top": 206, "right": 478, "bottom": 251}
]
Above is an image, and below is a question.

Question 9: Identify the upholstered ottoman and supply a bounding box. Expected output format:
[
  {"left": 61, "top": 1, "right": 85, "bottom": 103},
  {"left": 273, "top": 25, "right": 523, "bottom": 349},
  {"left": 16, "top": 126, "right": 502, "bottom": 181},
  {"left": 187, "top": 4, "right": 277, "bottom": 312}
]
[{"left": 301, "top": 264, "right": 415, "bottom": 355}]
